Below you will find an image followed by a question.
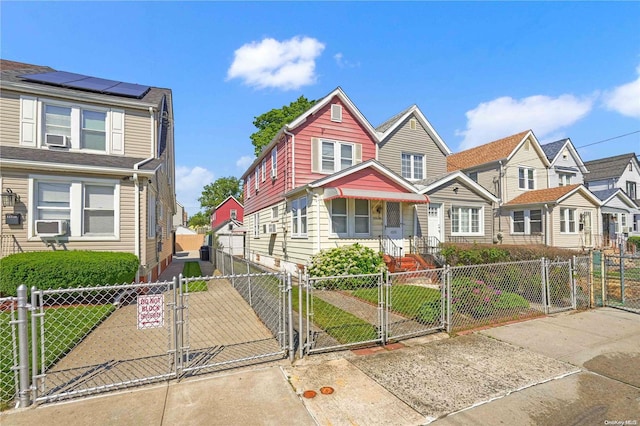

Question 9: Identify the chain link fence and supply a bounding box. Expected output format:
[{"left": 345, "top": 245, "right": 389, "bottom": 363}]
[
  {"left": 304, "top": 273, "right": 384, "bottom": 354},
  {"left": 0, "top": 297, "right": 18, "bottom": 409},
  {"left": 573, "top": 255, "right": 592, "bottom": 309},
  {"left": 605, "top": 254, "right": 640, "bottom": 314}
]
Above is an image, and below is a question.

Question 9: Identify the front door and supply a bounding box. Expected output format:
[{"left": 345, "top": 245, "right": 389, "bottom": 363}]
[
  {"left": 427, "top": 203, "right": 443, "bottom": 243},
  {"left": 384, "top": 202, "right": 403, "bottom": 249}
]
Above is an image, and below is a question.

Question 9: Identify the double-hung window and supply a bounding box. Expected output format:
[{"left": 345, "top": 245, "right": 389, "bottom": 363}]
[
  {"left": 44, "top": 105, "right": 72, "bottom": 140},
  {"left": 271, "top": 148, "right": 277, "bottom": 178},
  {"left": 33, "top": 179, "right": 118, "bottom": 239},
  {"left": 253, "top": 214, "right": 260, "bottom": 238},
  {"left": 255, "top": 168, "right": 259, "bottom": 192},
  {"left": 518, "top": 167, "right": 535, "bottom": 190},
  {"left": 512, "top": 209, "right": 542, "bottom": 234},
  {"left": 261, "top": 159, "right": 266, "bottom": 182},
  {"left": 291, "top": 196, "right": 307, "bottom": 237},
  {"left": 558, "top": 173, "right": 572, "bottom": 186},
  {"left": 81, "top": 110, "right": 107, "bottom": 150},
  {"left": 626, "top": 181, "right": 637, "bottom": 199},
  {"left": 451, "top": 206, "right": 482, "bottom": 235},
  {"left": 401, "top": 153, "right": 424, "bottom": 180},
  {"left": 320, "top": 140, "right": 355, "bottom": 173},
  {"left": 329, "top": 199, "right": 370, "bottom": 237},
  {"left": 560, "top": 208, "right": 576, "bottom": 233}
]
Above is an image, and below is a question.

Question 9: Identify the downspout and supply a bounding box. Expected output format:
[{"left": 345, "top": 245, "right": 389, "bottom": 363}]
[
  {"left": 543, "top": 204, "right": 549, "bottom": 246},
  {"left": 284, "top": 128, "right": 295, "bottom": 189},
  {"left": 498, "top": 160, "right": 504, "bottom": 232}
]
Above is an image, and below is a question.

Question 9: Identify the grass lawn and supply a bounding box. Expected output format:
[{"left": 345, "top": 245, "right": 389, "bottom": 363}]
[
  {"left": 1, "top": 304, "right": 114, "bottom": 409},
  {"left": 352, "top": 285, "right": 441, "bottom": 318},
  {"left": 291, "top": 286, "right": 378, "bottom": 344},
  {"left": 182, "top": 262, "right": 207, "bottom": 292}
]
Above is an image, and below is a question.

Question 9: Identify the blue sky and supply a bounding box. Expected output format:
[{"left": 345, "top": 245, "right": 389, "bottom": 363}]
[{"left": 3, "top": 2, "right": 639, "bottom": 215}]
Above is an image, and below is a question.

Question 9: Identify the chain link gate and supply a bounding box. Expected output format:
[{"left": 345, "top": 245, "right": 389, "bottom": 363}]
[
  {"left": 604, "top": 254, "right": 640, "bottom": 314},
  {"left": 1, "top": 297, "right": 19, "bottom": 408},
  {"left": 545, "top": 260, "right": 575, "bottom": 314},
  {"left": 30, "top": 281, "right": 177, "bottom": 403}
]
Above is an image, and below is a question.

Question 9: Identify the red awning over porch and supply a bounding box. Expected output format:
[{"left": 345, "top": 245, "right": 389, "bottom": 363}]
[{"left": 323, "top": 187, "right": 430, "bottom": 203}]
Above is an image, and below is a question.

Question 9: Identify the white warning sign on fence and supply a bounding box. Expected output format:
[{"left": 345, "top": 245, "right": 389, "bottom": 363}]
[{"left": 137, "top": 294, "right": 164, "bottom": 330}]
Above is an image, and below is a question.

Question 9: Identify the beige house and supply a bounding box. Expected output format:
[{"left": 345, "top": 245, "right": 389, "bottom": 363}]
[
  {"left": 0, "top": 60, "right": 176, "bottom": 281},
  {"left": 447, "top": 130, "right": 601, "bottom": 249}
]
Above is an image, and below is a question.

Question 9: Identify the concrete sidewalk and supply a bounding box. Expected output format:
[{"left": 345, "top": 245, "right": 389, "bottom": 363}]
[
  {"left": 2, "top": 304, "right": 638, "bottom": 425},
  {"left": 158, "top": 250, "right": 214, "bottom": 281}
]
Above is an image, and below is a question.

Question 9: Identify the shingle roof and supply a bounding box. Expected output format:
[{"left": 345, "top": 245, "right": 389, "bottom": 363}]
[
  {"left": 375, "top": 105, "right": 414, "bottom": 133},
  {"left": 504, "top": 184, "right": 581, "bottom": 206},
  {"left": 590, "top": 188, "right": 620, "bottom": 202},
  {"left": 0, "top": 59, "right": 53, "bottom": 73},
  {"left": 540, "top": 139, "right": 568, "bottom": 162},
  {"left": 0, "top": 145, "right": 162, "bottom": 172},
  {"left": 447, "top": 130, "right": 531, "bottom": 172},
  {"left": 583, "top": 153, "right": 637, "bottom": 182}
]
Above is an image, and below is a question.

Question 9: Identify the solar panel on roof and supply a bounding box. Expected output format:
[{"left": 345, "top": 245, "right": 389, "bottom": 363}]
[
  {"left": 18, "top": 71, "right": 151, "bottom": 99},
  {"left": 20, "top": 71, "right": 88, "bottom": 85}
]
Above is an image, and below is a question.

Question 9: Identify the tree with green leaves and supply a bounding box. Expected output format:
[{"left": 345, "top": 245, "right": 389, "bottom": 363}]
[
  {"left": 250, "top": 95, "right": 317, "bottom": 156},
  {"left": 198, "top": 176, "right": 243, "bottom": 215},
  {"left": 187, "top": 211, "right": 210, "bottom": 228}
]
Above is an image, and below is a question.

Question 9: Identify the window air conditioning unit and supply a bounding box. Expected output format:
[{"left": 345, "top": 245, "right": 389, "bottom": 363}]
[
  {"left": 35, "top": 220, "right": 67, "bottom": 236},
  {"left": 268, "top": 223, "right": 277, "bottom": 234},
  {"left": 270, "top": 169, "right": 277, "bottom": 179},
  {"left": 622, "top": 226, "right": 632, "bottom": 234},
  {"left": 45, "top": 134, "right": 69, "bottom": 148}
]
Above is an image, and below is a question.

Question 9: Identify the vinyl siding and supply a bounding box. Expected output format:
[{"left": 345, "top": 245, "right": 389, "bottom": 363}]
[
  {"left": 497, "top": 210, "right": 545, "bottom": 246},
  {"left": 0, "top": 91, "right": 20, "bottom": 146},
  {"left": 378, "top": 115, "right": 447, "bottom": 179},
  {"left": 550, "top": 192, "right": 600, "bottom": 249},
  {"left": 123, "top": 108, "right": 152, "bottom": 157},
  {"left": 473, "top": 164, "right": 501, "bottom": 198},
  {"left": 243, "top": 137, "right": 287, "bottom": 215},
  {"left": 548, "top": 148, "right": 585, "bottom": 187},
  {"left": 503, "top": 143, "right": 548, "bottom": 203}
]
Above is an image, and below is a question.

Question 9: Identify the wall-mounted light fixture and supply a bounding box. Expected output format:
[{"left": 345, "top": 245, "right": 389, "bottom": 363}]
[
  {"left": 452, "top": 186, "right": 459, "bottom": 194},
  {"left": 1, "top": 188, "right": 20, "bottom": 207}
]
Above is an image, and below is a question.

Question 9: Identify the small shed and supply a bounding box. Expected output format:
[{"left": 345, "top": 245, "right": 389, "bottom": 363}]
[{"left": 213, "top": 219, "right": 246, "bottom": 256}]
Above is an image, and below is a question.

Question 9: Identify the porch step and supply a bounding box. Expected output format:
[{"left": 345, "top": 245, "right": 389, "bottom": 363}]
[{"left": 383, "top": 254, "right": 435, "bottom": 273}]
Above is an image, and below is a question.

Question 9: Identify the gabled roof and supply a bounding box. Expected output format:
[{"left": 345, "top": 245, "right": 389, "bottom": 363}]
[
  {"left": 504, "top": 184, "right": 600, "bottom": 207},
  {"left": 242, "top": 87, "right": 378, "bottom": 179},
  {"left": 583, "top": 153, "right": 639, "bottom": 182},
  {"left": 376, "top": 105, "right": 452, "bottom": 155},
  {"left": 214, "top": 195, "right": 243, "bottom": 211},
  {"left": 307, "top": 159, "right": 419, "bottom": 193},
  {"left": 591, "top": 188, "right": 638, "bottom": 209},
  {"left": 415, "top": 171, "right": 499, "bottom": 203},
  {"left": 212, "top": 218, "right": 245, "bottom": 233},
  {"left": 540, "top": 138, "right": 589, "bottom": 174},
  {"left": 447, "top": 130, "right": 549, "bottom": 172}
]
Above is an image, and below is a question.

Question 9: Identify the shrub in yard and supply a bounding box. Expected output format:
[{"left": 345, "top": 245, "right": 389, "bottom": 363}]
[
  {"left": 0, "top": 251, "right": 139, "bottom": 296},
  {"left": 441, "top": 243, "right": 580, "bottom": 265},
  {"left": 307, "top": 244, "right": 386, "bottom": 290},
  {"left": 416, "top": 300, "right": 442, "bottom": 324},
  {"left": 492, "top": 293, "right": 530, "bottom": 310},
  {"left": 450, "top": 278, "right": 529, "bottom": 318},
  {"left": 628, "top": 236, "right": 640, "bottom": 251}
]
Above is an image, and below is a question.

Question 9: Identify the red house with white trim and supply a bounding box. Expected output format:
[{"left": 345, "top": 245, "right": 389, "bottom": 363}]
[
  {"left": 240, "top": 87, "right": 430, "bottom": 273},
  {"left": 210, "top": 196, "right": 243, "bottom": 229}
]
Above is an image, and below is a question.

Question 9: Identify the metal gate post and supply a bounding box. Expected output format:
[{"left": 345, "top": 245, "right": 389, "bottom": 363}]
[
  {"left": 287, "top": 273, "right": 294, "bottom": 362},
  {"left": 601, "top": 254, "right": 606, "bottom": 306},
  {"left": 16, "top": 285, "right": 31, "bottom": 407},
  {"left": 541, "top": 258, "right": 548, "bottom": 314},
  {"left": 298, "top": 268, "right": 304, "bottom": 360},
  {"left": 446, "top": 266, "right": 451, "bottom": 333},
  {"left": 570, "top": 256, "right": 576, "bottom": 310},
  {"left": 619, "top": 251, "right": 625, "bottom": 304},
  {"left": 172, "top": 275, "right": 181, "bottom": 376},
  {"left": 380, "top": 271, "right": 386, "bottom": 345}
]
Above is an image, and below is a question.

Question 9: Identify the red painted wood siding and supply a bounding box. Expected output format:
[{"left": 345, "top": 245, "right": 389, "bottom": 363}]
[
  {"left": 243, "top": 137, "right": 288, "bottom": 215},
  {"left": 243, "top": 95, "right": 377, "bottom": 215},
  {"left": 293, "top": 97, "right": 377, "bottom": 188},
  {"left": 211, "top": 198, "right": 244, "bottom": 228},
  {"left": 327, "top": 168, "right": 409, "bottom": 192}
]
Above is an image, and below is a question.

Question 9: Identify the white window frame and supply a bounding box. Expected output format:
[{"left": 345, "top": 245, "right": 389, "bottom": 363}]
[
  {"left": 518, "top": 167, "right": 535, "bottom": 190},
  {"left": 230, "top": 209, "right": 237, "bottom": 220},
  {"left": 245, "top": 176, "right": 251, "bottom": 199},
  {"left": 510, "top": 209, "right": 542, "bottom": 235},
  {"left": 29, "top": 176, "right": 120, "bottom": 241},
  {"left": 40, "top": 98, "right": 112, "bottom": 153},
  {"left": 560, "top": 208, "right": 576, "bottom": 234},
  {"left": 558, "top": 173, "right": 572, "bottom": 187},
  {"left": 291, "top": 196, "right": 308, "bottom": 237},
  {"left": 271, "top": 147, "right": 278, "bottom": 178},
  {"left": 261, "top": 159, "right": 266, "bottom": 182},
  {"left": 626, "top": 181, "right": 637, "bottom": 199},
  {"left": 271, "top": 205, "right": 279, "bottom": 221},
  {"left": 401, "top": 152, "right": 425, "bottom": 181},
  {"left": 253, "top": 214, "right": 260, "bottom": 238},
  {"left": 254, "top": 168, "right": 259, "bottom": 192},
  {"left": 329, "top": 198, "right": 371, "bottom": 237},
  {"left": 320, "top": 139, "right": 355, "bottom": 173},
  {"left": 451, "top": 206, "right": 483, "bottom": 236}
]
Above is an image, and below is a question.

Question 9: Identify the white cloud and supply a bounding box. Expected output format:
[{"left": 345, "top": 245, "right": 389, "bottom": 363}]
[
  {"left": 175, "top": 165, "right": 214, "bottom": 216},
  {"left": 227, "top": 36, "right": 325, "bottom": 90},
  {"left": 236, "top": 155, "right": 253, "bottom": 170},
  {"left": 456, "top": 94, "right": 593, "bottom": 149},
  {"left": 334, "top": 52, "right": 360, "bottom": 68},
  {"left": 603, "top": 65, "right": 640, "bottom": 118}
]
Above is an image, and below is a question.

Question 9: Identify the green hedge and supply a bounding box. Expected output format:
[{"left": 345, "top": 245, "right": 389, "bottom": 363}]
[
  {"left": 308, "top": 243, "right": 386, "bottom": 287},
  {"left": 441, "top": 243, "right": 581, "bottom": 265},
  {"left": 628, "top": 236, "right": 640, "bottom": 250},
  {"left": 0, "top": 251, "right": 139, "bottom": 296}
]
